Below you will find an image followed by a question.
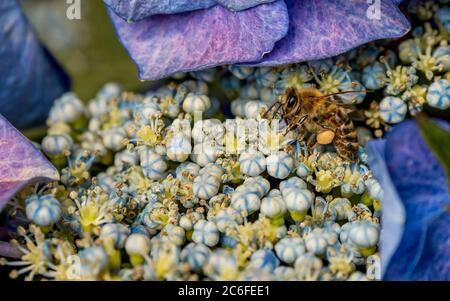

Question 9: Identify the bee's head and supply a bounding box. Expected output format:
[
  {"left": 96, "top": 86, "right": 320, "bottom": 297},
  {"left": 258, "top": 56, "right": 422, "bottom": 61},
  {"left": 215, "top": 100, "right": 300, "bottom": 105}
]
[{"left": 280, "top": 88, "right": 299, "bottom": 108}]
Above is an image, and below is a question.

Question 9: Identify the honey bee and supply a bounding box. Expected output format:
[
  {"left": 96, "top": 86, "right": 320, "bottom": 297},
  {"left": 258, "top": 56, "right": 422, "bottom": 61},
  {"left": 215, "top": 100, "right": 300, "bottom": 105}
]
[{"left": 265, "top": 87, "right": 360, "bottom": 162}]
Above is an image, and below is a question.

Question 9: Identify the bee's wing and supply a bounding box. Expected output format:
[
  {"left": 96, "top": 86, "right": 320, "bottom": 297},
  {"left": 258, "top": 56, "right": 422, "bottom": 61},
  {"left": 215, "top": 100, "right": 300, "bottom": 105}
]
[
  {"left": 308, "top": 94, "right": 366, "bottom": 120},
  {"left": 347, "top": 109, "right": 365, "bottom": 121},
  {"left": 308, "top": 95, "right": 355, "bottom": 110}
]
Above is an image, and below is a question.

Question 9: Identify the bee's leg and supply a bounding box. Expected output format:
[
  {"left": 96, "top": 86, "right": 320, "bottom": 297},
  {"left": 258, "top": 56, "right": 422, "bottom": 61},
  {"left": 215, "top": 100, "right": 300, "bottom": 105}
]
[
  {"left": 306, "top": 132, "right": 317, "bottom": 150},
  {"left": 282, "top": 120, "right": 297, "bottom": 135},
  {"left": 263, "top": 102, "right": 281, "bottom": 119},
  {"left": 297, "top": 124, "right": 307, "bottom": 141},
  {"left": 283, "top": 114, "right": 308, "bottom": 136}
]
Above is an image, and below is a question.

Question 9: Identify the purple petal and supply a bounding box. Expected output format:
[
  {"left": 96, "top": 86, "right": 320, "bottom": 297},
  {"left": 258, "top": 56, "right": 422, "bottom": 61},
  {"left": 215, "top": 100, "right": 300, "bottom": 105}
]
[
  {"left": 368, "top": 120, "right": 450, "bottom": 280},
  {"left": 0, "top": 241, "right": 21, "bottom": 259},
  {"left": 0, "top": 227, "right": 7, "bottom": 240},
  {"left": 103, "top": 0, "right": 216, "bottom": 22},
  {"left": 410, "top": 212, "right": 450, "bottom": 280},
  {"left": 217, "top": 0, "right": 277, "bottom": 11},
  {"left": 103, "top": 0, "right": 278, "bottom": 22},
  {"left": 108, "top": 2, "right": 289, "bottom": 80},
  {"left": 249, "top": 0, "right": 410, "bottom": 66},
  {"left": 0, "top": 114, "right": 59, "bottom": 212},
  {"left": 366, "top": 139, "right": 405, "bottom": 276},
  {"left": 0, "top": 0, "right": 70, "bottom": 128}
]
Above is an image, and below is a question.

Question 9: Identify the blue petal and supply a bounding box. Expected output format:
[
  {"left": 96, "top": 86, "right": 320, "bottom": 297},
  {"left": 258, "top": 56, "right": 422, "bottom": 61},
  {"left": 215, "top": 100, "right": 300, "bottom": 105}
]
[
  {"left": 247, "top": 0, "right": 410, "bottom": 66},
  {"left": 103, "top": 0, "right": 217, "bottom": 22},
  {"left": 217, "top": 0, "right": 277, "bottom": 11},
  {"left": 108, "top": 1, "right": 289, "bottom": 80},
  {"left": 368, "top": 120, "right": 450, "bottom": 280},
  {"left": 0, "top": 114, "right": 59, "bottom": 212},
  {"left": 0, "top": 0, "right": 70, "bottom": 128},
  {"left": 410, "top": 211, "right": 450, "bottom": 280},
  {"left": 103, "top": 0, "right": 277, "bottom": 22},
  {"left": 366, "top": 139, "right": 405, "bottom": 276}
]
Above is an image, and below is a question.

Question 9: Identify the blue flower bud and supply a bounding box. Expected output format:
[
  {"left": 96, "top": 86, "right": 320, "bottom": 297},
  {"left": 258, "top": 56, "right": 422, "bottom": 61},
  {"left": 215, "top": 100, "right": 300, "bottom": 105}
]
[
  {"left": 215, "top": 207, "right": 243, "bottom": 232},
  {"left": 88, "top": 97, "right": 110, "bottom": 117},
  {"left": 240, "top": 83, "right": 260, "bottom": 99},
  {"left": 266, "top": 151, "right": 294, "bottom": 179},
  {"left": 176, "top": 162, "right": 200, "bottom": 180},
  {"left": 339, "top": 81, "right": 366, "bottom": 104},
  {"left": 163, "top": 224, "right": 186, "bottom": 246},
  {"left": 181, "top": 80, "right": 209, "bottom": 95},
  {"left": 100, "top": 223, "right": 130, "bottom": 248},
  {"left": 41, "top": 134, "right": 73, "bottom": 157},
  {"left": 348, "top": 220, "right": 379, "bottom": 251},
  {"left": 182, "top": 93, "right": 211, "bottom": 113},
  {"left": 379, "top": 96, "right": 407, "bottom": 124},
  {"left": 180, "top": 243, "right": 211, "bottom": 272},
  {"left": 365, "top": 178, "right": 384, "bottom": 200},
  {"left": 328, "top": 198, "right": 352, "bottom": 222},
  {"left": 231, "top": 190, "right": 261, "bottom": 216},
  {"left": 192, "top": 220, "right": 219, "bottom": 247},
  {"left": 193, "top": 173, "right": 221, "bottom": 200},
  {"left": 250, "top": 249, "right": 280, "bottom": 272},
  {"left": 243, "top": 176, "right": 270, "bottom": 197},
  {"left": 279, "top": 176, "right": 307, "bottom": 192},
  {"left": 78, "top": 247, "right": 109, "bottom": 278},
  {"left": 282, "top": 187, "right": 314, "bottom": 218},
  {"left": 191, "top": 142, "right": 218, "bottom": 167},
  {"left": 239, "top": 150, "right": 266, "bottom": 176},
  {"left": 167, "top": 134, "right": 192, "bottom": 162},
  {"left": 398, "top": 39, "right": 420, "bottom": 64},
  {"left": 230, "top": 98, "right": 248, "bottom": 117},
  {"left": 140, "top": 149, "right": 167, "bottom": 180},
  {"left": 190, "top": 68, "right": 218, "bottom": 83},
  {"left": 308, "top": 58, "right": 333, "bottom": 74},
  {"left": 254, "top": 67, "right": 278, "bottom": 88},
  {"left": 102, "top": 126, "right": 127, "bottom": 151},
  {"left": 198, "top": 163, "right": 223, "bottom": 179},
  {"left": 260, "top": 193, "right": 286, "bottom": 218},
  {"left": 433, "top": 45, "right": 450, "bottom": 72},
  {"left": 48, "top": 92, "right": 84, "bottom": 124},
  {"left": 274, "top": 266, "right": 296, "bottom": 280},
  {"left": 362, "top": 62, "right": 387, "bottom": 90},
  {"left": 275, "top": 237, "right": 306, "bottom": 265},
  {"left": 221, "top": 235, "right": 239, "bottom": 248},
  {"left": 294, "top": 253, "right": 322, "bottom": 281},
  {"left": 228, "top": 65, "right": 254, "bottom": 80},
  {"left": 125, "top": 233, "right": 151, "bottom": 257},
  {"left": 427, "top": 79, "right": 450, "bottom": 109},
  {"left": 204, "top": 250, "right": 238, "bottom": 280},
  {"left": 114, "top": 149, "right": 139, "bottom": 169},
  {"left": 356, "top": 45, "right": 380, "bottom": 68},
  {"left": 244, "top": 101, "right": 268, "bottom": 119},
  {"left": 296, "top": 162, "right": 311, "bottom": 178},
  {"left": 25, "top": 195, "right": 61, "bottom": 227}
]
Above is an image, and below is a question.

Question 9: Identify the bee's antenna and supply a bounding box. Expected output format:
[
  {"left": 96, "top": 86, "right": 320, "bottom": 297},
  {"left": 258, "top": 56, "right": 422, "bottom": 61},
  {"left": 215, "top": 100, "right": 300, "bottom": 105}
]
[
  {"left": 263, "top": 101, "right": 281, "bottom": 118},
  {"left": 311, "top": 90, "right": 372, "bottom": 100}
]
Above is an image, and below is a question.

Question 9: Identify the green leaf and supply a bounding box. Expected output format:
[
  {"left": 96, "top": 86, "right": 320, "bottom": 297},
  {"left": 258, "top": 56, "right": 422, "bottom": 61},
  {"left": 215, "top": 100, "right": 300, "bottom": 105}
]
[{"left": 416, "top": 114, "right": 450, "bottom": 191}]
